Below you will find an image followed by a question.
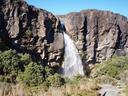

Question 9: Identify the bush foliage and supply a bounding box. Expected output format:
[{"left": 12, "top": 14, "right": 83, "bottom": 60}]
[
  {"left": 45, "top": 73, "right": 65, "bottom": 87},
  {"left": 94, "top": 56, "right": 128, "bottom": 79},
  {"left": 0, "top": 50, "right": 25, "bottom": 83},
  {"left": 0, "top": 49, "right": 65, "bottom": 88},
  {"left": 19, "top": 62, "right": 44, "bottom": 86}
]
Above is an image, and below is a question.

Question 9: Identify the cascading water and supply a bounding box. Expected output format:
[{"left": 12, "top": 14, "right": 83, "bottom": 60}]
[{"left": 62, "top": 32, "right": 84, "bottom": 77}]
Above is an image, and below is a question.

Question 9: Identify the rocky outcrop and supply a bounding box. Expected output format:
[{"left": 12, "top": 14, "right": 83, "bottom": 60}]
[
  {"left": 1, "top": 0, "right": 128, "bottom": 67},
  {"left": 0, "top": 0, "right": 64, "bottom": 67},
  {"left": 59, "top": 9, "right": 128, "bottom": 64}
]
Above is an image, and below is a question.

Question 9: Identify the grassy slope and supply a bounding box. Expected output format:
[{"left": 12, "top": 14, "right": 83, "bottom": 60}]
[{"left": 1, "top": 50, "right": 128, "bottom": 96}]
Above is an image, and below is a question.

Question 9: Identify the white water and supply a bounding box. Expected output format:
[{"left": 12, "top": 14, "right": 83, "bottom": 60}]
[{"left": 62, "top": 33, "right": 84, "bottom": 77}]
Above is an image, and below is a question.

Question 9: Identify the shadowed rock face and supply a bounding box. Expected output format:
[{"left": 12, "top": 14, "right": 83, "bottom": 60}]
[
  {"left": 0, "top": 0, "right": 64, "bottom": 67},
  {"left": 59, "top": 9, "right": 128, "bottom": 64}
]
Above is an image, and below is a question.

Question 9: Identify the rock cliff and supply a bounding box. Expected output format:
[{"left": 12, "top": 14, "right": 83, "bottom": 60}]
[
  {"left": 0, "top": 0, "right": 64, "bottom": 67},
  {"left": 1, "top": 0, "right": 128, "bottom": 66},
  {"left": 59, "top": 9, "right": 128, "bottom": 64}
]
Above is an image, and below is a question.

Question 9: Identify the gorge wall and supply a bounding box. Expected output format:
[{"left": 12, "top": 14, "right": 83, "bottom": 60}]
[
  {"left": 0, "top": 0, "right": 64, "bottom": 67},
  {"left": 1, "top": 0, "right": 128, "bottom": 67},
  {"left": 59, "top": 10, "right": 128, "bottom": 64}
]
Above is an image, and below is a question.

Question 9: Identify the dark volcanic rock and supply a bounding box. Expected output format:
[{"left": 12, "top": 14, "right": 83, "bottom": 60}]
[
  {"left": 0, "top": 0, "right": 64, "bottom": 67},
  {"left": 59, "top": 9, "right": 128, "bottom": 64}
]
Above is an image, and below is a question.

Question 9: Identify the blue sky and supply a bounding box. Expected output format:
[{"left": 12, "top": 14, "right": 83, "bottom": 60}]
[{"left": 26, "top": 0, "right": 128, "bottom": 17}]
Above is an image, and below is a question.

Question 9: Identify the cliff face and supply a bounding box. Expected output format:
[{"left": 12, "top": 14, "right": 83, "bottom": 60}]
[
  {"left": 59, "top": 9, "right": 128, "bottom": 64},
  {"left": 0, "top": 0, "right": 64, "bottom": 67},
  {"left": 1, "top": 0, "right": 128, "bottom": 66}
]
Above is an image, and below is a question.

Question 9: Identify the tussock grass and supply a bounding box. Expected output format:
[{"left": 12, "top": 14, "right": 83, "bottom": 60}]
[{"left": 0, "top": 78, "right": 100, "bottom": 96}]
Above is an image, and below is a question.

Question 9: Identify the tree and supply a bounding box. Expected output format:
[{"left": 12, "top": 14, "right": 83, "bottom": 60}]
[{"left": 20, "top": 62, "right": 44, "bottom": 86}]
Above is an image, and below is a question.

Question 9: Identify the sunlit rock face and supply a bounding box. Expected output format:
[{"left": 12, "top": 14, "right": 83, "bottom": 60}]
[
  {"left": 0, "top": 0, "right": 64, "bottom": 67},
  {"left": 59, "top": 9, "right": 128, "bottom": 64}
]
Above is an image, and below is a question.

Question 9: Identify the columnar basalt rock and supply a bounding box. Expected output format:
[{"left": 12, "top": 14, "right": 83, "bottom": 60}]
[
  {"left": 59, "top": 9, "right": 128, "bottom": 64},
  {"left": 0, "top": 0, "right": 64, "bottom": 67}
]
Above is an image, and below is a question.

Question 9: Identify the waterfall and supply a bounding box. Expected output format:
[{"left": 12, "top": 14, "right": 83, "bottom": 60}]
[{"left": 62, "top": 32, "right": 84, "bottom": 77}]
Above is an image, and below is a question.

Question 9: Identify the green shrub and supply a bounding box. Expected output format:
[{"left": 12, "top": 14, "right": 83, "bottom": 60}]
[
  {"left": 0, "top": 49, "right": 65, "bottom": 88},
  {"left": 44, "top": 66, "right": 55, "bottom": 77},
  {"left": 0, "top": 50, "right": 20, "bottom": 75},
  {"left": 95, "top": 56, "right": 128, "bottom": 79},
  {"left": 0, "top": 50, "right": 34, "bottom": 83},
  {"left": 0, "top": 50, "right": 21, "bottom": 83},
  {"left": 18, "top": 53, "right": 31, "bottom": 65},
  {"left": 45, "top": 73, "right": 65, "bottom": 87},
  {"left": 19, "top": 62, "right": 44, "bottom": 86}
]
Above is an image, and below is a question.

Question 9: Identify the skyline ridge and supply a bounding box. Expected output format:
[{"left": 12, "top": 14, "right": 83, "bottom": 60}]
[{"left": 27, "top": 0, "right": 128, "bottom": 17}]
